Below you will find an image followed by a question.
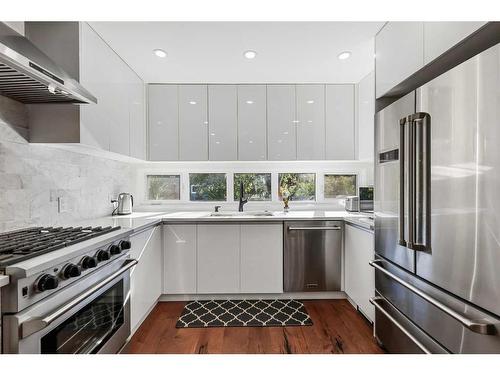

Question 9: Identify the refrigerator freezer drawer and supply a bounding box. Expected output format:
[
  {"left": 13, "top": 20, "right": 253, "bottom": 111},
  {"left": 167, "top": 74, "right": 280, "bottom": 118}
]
[
  {"left": 372, "top": 293, "right": 449, "bottom": 354},
  {"left": 374, "top": 257, "right": 500, "bottom": 353}
]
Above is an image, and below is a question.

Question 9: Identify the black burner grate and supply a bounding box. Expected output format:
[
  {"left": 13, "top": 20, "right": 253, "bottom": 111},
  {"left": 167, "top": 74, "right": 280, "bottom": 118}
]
[{"left": 0, "top": 226, "right": 121, "bottom": 268}]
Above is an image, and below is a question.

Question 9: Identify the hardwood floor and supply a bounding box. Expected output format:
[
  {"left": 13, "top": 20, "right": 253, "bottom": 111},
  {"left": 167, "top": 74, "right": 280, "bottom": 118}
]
[{"left": 128, "top": 299, "right": 385, "bottom": 354}]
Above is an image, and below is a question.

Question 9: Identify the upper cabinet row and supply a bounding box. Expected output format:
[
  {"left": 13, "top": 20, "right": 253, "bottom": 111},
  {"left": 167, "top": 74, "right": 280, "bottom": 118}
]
[
  {"left": 25, "top": 22, "right": 146, "bottom": 159},
  {"left": 376, "top": 21, "right": 487, "bottom": 98},
  {"left": 149, "top": 84, "right": 355, "bottom": 161}
]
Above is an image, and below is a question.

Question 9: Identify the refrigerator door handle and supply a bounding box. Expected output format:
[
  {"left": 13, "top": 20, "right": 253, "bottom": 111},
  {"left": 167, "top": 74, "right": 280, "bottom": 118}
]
[
  {"left": 409, "top": 112, "right": 432, "bottom": 252},
  {"left": 399, "top": 116, "right": 408, "bottom": 247},
  {"left": 370, "top": 296, "right": 433, "bottom": 354},
  {"left": 369, "top": 259, "right": 499, "bottom": 335}
]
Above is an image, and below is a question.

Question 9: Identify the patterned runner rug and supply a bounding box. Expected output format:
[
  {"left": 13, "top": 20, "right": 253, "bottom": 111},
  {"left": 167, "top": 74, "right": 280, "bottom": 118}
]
[{"left": 176, "top": 299, "right": 313, "bottom": 328}]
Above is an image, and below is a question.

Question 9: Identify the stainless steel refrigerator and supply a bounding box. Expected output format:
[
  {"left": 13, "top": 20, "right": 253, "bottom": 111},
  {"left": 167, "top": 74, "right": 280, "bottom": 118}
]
[{"left": 373, "top": 42, "right": 500, "bottom": 353}]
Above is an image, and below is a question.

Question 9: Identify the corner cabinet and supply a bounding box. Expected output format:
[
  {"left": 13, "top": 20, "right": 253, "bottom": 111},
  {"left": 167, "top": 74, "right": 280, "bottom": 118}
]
[
  {"left": 130, "top": 225, "right": 163, "bottom": 333},
  {"left": 26, "top": 22, "right": 146, "bottom": 159}
]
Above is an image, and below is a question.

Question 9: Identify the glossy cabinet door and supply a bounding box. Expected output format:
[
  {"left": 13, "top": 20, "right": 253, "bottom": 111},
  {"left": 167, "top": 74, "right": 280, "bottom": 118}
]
[
  {"left": 130, "top": 226, "right": 162, "bottom": 333},
  {"left": 240, "top": 224, "right": 283, "bottom": 293},
  {"left": 208, "top": 85, "right": 238, "bottom": 160},
  {"left": 129, "top": 76, "right": 146, "bottom": 160},
  {"left": 357, "top": 72, "right": 375, "bottom": 161},
  {"left": 237, "top": 85, "right": 267, "bottom": 160},
  {"left": 178, "top": 85, "right": 208, "bottom": 160},
  {"left": 344, "top": 224, "right": 375, "bottom": 322},
  {"left": 376, "top": 22, "right": 424, "bottom": 98},
  {"left": 197, "top": 224, "right": 240, "bottom": 294},
  {"left": 267, "top": 85, "right": 297, "bottom": 160},
  {"left": 325, "top": 84, "right": 355, "bottom": 160},
  {"left": 79, "top": 22, "right": 112, "bottom": 150},
  {"left": 296, "top": 85, "right": 325, "bottom": 160},
  {"left": 148, "top": 85, "right": 179, "bottom": 161},
  {"left": 423, "top": 22, "right": 486, "bottom": 64},
  {"left": 163, "top": 224, "right": 197, "bottom": 294}
]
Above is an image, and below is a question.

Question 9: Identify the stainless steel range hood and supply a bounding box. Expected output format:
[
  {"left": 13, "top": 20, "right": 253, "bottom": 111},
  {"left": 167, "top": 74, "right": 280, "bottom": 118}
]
[{"left": 0, "top": 22, "right": 97, "bottom": 104}]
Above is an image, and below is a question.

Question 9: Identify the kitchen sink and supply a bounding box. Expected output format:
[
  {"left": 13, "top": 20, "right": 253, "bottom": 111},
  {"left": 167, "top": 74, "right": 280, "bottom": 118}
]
[{"left": 209, "top": 211, "right": 274, "bottom": 217}]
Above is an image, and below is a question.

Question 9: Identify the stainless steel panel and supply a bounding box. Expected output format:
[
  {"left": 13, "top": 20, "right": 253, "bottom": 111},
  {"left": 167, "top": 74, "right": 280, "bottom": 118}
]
[
  {"left": 284, "top": 221, "right": 342, "bottom": 292},
  {"left": 372, "top": 293, "right": 449, "bottom": 354},
  {"left": 415, "top": 49, "right": 491, "bottom": 311},
  {"left": 375, "top": 257, "right": 500, "bottom": 353},
  {"left": 375, "top": 91, "right": 416, "bottom": 271}
]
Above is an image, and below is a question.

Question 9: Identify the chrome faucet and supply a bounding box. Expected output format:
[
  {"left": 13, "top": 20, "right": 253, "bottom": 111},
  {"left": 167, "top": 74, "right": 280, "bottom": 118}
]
[{"left": 238, "top": 182, "right": 248, "bottom": 212}]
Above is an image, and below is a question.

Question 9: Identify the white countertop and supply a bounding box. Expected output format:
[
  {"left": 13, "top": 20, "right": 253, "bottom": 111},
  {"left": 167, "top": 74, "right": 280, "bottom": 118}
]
[{"left": 95, "top": 210, "right": 374, "bottom": 233}]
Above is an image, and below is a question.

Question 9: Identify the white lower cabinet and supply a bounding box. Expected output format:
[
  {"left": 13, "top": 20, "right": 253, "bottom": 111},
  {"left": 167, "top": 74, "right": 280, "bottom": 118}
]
[
  {"left": 240, "top": 224, "right": 283, "bottom": 293},
  {"left": 130, "top": 226, "right": 163, "bottom": 332},
  {"left": 197, "top": 224, "right": 240, "bottom": 294},
  {"left": 163, "top": 224, "right": 197, "bottom": 294},
  {"left": 344, "top": 224, "right": 375, "bottom": 322}
]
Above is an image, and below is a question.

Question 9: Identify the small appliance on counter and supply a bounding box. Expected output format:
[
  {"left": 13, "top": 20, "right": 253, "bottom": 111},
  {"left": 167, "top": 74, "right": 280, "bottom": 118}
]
[
  {"left": 344, "top": 196, "right": 359, "bottom": 212},
  {"left": 358, "top": 186, "right": 374, "bottom": 212},
  {"left": 115, "top": 193, "right": 134, "bottom": 215}
]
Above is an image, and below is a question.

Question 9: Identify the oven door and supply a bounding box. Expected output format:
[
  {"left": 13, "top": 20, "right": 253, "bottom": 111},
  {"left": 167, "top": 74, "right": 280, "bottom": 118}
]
[{"left": 3, "top": 257, "right": 137, "bottom": 354}]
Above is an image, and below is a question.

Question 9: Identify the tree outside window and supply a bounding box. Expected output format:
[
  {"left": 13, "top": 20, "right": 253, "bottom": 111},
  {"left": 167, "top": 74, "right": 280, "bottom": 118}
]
[{"left": 278, "top": 173, "right": 316, "bottom": 201}]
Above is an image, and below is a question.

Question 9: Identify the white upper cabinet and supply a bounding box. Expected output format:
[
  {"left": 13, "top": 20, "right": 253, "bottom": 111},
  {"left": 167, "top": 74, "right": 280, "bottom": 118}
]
[
  {"left": 423, "top": 22, "right": 486, "bottom": 64},
  {"left": 267, "top": 85, "right": 297, "bottom": 160},
  {"left": 26, "top": 22, "right": 146, "bottom": 159},
  {"left": 357, "top": 72, "right": 375, "bottom": 161},
  {"left": 325, "top": 84, "right": 355, "bottom": 160},
  {"left": 296, "top": 85, "right": 326, "bottom": 160},
  {"left": 237, "top": 85, "right": 267, "bottom": 160},
  {"left": 376, "top": 22, "right": 424, "bottom": 98},
  {"left": 178, "top": 85, "right": 208, "bottom": 161},
  {"left": 208, "top": 85, "right": 238, "bottom": 160},
  {"left": 148, "top": 85, "right": 179, "bottom": 161}
]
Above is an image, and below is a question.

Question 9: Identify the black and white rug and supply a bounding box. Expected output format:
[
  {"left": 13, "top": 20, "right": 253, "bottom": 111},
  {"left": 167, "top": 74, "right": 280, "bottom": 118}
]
[{"left": 176, "top": 299, "right": 313, "bottom": 328}]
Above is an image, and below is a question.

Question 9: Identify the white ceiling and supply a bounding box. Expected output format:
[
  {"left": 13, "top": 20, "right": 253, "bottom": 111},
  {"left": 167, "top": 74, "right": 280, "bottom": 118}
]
[{"left": 89, "top": 22, "right": 384, "bottom": 84}]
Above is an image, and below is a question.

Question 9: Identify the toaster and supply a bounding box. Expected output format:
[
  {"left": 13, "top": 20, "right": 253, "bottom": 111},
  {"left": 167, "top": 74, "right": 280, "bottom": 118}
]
[{"left": 344, "top": 196, "right": 359, "bottom": 212}]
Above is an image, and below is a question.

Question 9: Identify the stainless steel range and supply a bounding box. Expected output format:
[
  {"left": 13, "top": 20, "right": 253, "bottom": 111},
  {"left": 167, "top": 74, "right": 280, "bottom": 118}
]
[{"left": 0, "top": 226, "right": 137, "bottom": 354}]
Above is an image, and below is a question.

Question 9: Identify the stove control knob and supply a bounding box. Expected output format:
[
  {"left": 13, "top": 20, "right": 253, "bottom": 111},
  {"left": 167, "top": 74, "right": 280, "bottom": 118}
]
[
  {"left": 62, "top": 263, "right": 81, "bottom": 279},
  {"left": 96, "top": 249, "right": 110, "bottom": 262},
  {"left": 119, "top": 240, "right": 131, "bottom": 251},
  {"left": 36, "top": 274, "right": 59, "bottom": 292},
  {"left": 81, "top": 256, "right": 98, "bottom": 270},
  {"left": 109, "top": 244, "right": 121, "bottom": 256}
]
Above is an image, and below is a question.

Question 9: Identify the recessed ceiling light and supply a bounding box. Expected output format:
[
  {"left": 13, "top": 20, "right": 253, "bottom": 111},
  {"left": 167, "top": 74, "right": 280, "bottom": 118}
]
[
  {"left": 306, "top": 100, "right": 314, "bottom": 104},
  {"left": 243, "top": 50, "right": 257, "bottom": 59},
  {"left": 153, "top": 49, "right": 167, "bottom": 58},
  {"left": 338, "top": 51, "right": 351, "bottom": 60},
  {"left": 189, "top": 101, "right": 197, "bottom": 105},
  {"left": 246, "top": 100, "right": 254, "bottom": 104}
]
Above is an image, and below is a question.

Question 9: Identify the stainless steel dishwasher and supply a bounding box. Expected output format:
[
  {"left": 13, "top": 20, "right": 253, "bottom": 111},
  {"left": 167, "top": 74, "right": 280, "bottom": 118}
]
[{"left": 284, "top": 221, "right": 343, "bottom": 292}]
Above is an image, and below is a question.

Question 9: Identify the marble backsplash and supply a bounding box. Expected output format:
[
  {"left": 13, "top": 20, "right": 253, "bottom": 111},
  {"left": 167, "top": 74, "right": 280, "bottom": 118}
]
[{"left": 0, "top": 95, "right": 135, "bottom": 232}]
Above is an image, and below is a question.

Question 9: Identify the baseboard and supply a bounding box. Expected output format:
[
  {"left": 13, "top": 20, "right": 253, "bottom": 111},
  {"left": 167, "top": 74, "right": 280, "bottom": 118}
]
[{"left": 159, "top": 291, "right": 347, "bottom": 302}]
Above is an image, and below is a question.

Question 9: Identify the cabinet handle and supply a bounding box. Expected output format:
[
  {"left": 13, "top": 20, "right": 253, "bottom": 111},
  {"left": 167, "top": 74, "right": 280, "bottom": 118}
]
[{"left": 288, "top": 226, "right": 341, "bottom": 231}]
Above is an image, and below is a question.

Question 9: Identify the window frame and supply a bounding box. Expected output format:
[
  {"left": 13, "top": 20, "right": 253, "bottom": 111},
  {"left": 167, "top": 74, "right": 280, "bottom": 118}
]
[
  {"left": 188, "top": 172, "right": 228, "bottom": 202},
  {"left": 143, "top": 173, "right": 182, "bottom": 203},
  {"left": 322, "top": 172, "right": 359, "bottom": 200},
  {"left": 277, "top": 172, "right": 317, "bottom": 202},
  {"left": 233, "top": 172, "right": 272, "bottom": 202}
]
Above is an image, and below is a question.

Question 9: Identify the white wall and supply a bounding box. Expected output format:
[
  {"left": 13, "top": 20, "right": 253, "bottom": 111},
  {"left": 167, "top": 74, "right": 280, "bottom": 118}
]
[{"left": 0, "top": 95, "right": 135, "bottom": 232}]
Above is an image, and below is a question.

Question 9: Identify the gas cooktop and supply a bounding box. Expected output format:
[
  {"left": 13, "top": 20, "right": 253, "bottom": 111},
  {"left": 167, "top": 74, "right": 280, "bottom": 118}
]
[{"left": 0, "top": 226, "right": 121, "bottom": 268}]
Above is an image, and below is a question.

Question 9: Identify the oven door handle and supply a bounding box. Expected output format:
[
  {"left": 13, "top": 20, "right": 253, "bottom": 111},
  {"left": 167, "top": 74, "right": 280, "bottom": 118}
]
[{"left": 21, "top": 258, "right": 138, "bottom": 339}]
